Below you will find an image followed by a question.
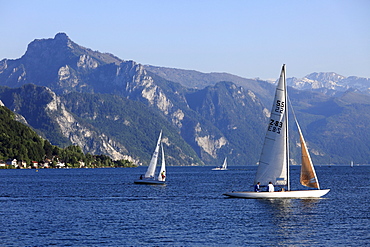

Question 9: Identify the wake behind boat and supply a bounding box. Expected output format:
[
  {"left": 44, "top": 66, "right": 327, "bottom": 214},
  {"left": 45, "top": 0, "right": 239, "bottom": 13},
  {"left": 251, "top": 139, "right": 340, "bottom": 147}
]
[
  {"left": 134, "top": 131, "right": 166, "bottom": 185},
  {"left": 224, "top": 65, "right": 330, "bottom": 199},
  {"left": 212, "top": 157, "right": 228, "bottom": 170}
]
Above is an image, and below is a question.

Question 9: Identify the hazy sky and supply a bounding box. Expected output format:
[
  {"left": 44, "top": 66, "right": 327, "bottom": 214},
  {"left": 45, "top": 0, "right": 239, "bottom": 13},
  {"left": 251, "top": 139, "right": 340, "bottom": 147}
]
[{"left": 1, "top": 0, "right": 369, "bottom": 79}]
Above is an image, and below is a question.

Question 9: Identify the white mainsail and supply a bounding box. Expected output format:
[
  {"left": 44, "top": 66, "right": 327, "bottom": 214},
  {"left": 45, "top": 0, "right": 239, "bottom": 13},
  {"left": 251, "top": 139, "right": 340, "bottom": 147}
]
[
  {"left": 145, "top": 130, "right": 162, "bottom": 178},
  {"left": 157, "top": 143, "right": 166, "bottom": 181},
  {"left": 254, "top": 64, "right": 288, "bottom": 187}
]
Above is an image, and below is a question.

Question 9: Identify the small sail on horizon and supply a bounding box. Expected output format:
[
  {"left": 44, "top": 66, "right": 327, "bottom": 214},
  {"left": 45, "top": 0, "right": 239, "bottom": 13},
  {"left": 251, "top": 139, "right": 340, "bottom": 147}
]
[
  {"left": 212, "top": 157, "right": 228, "bottom": 170},
  {"left": 221, "top": 157, "right": 227, "bottom": 170}
]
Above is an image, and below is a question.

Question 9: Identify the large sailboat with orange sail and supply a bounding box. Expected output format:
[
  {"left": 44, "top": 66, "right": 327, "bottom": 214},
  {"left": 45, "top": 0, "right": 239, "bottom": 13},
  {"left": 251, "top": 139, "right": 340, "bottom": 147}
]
[{"left": 224, "top": 65, "right": 330, "bottom": 199}]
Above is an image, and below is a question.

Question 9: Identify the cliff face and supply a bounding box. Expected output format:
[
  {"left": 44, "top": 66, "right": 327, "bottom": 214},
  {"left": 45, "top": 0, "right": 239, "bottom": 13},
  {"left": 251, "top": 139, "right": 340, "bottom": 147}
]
[
  {"left": 45, "top": 90, "right": 129, "bottom": 161},
  {"left": 0, "top": 85, "right": 130, "bottom": 161}
]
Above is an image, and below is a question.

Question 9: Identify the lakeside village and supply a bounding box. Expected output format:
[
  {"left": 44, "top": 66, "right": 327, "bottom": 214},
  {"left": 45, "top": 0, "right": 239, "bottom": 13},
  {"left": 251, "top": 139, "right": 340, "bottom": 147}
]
[
  {"left": 1, "top": 158, "right": 75, "bottom": 169},
  {"left": 0, "top": 156, "right": 136, "bottom": 169}
]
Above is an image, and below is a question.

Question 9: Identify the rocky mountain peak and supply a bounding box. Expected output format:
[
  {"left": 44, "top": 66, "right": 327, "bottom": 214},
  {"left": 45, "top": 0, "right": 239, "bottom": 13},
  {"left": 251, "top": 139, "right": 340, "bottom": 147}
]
[
  {"left": 305, "top": 72, "right": 345, "bottom": 83},
  {"left": 54, "top": 32, "right": 70, "bottom": 41},
  {"left": 24, "top": 32, "right": 74, "bottom": 59},
  {"left": 22, "top": 32, "right": 120, "bottom": 67},
  {"left": 287, "top": 72, "right": 369, "bottom": 94}
]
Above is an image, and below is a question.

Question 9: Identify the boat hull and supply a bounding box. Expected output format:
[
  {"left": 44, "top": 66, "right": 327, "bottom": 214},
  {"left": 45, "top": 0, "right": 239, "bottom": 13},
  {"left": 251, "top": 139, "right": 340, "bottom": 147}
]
[
  {"left": 223, "top": 189, "right": 330, "bottom": 199},
  {"left": 134, "top": 179, "right": 166, "bottom": 185},
  {"left": 212, "top": 168, "right": 227, "bottom": 171}
]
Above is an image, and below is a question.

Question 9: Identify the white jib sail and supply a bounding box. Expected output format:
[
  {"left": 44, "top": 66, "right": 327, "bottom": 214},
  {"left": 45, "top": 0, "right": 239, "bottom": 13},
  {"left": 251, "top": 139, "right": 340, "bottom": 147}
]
[
  {"left": 158, "top": 143, "right": 166, "bottom": 181},
  {"left": 254, "top": 65, "right": 288, "bottom": 186},
  {"left": 145, "top": 130, "right": 162, "bottom": 178}
]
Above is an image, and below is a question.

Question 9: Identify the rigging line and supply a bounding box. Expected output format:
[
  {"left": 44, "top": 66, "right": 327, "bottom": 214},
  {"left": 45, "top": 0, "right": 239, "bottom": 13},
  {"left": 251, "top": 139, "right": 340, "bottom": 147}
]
[
  {"left": 288, "top": 96, "right": 299, "bottom": 127},
  {"left": 288, "top": 96, "right": 308, "bottom": 141}
]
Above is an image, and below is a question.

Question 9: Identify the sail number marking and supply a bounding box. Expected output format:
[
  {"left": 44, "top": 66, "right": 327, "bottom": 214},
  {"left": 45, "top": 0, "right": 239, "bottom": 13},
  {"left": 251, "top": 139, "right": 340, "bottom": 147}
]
[
  {"left": 274, "top": 100, "right": 285, "bottom": 113},
  {"left": 268, "top": 119, "right": 283, "bottom": 134}
]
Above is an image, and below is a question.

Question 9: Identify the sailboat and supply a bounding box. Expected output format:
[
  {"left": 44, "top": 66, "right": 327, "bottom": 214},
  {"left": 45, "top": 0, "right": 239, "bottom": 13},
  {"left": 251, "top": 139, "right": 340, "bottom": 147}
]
[
  {"left": 212, "top": 157, "right": 228, "bottom": 170},
  {"left": 224, "top": 65, "right": 330, "bottom": 199},
  {"left": 134, "top": 131, "right": 166, "bottom": 185}
]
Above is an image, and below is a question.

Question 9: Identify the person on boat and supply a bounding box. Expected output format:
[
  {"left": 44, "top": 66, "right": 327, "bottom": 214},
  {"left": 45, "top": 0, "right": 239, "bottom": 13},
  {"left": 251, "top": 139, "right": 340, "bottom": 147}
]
[
  {"left": 161, "top": 171, "right": 166, "bottom": 180},
  {"left": 254, "top": 182, "right": 260, "bottom": 192},
  {"left": 267, "top": 182, "right": 274, "bottom": 192}
]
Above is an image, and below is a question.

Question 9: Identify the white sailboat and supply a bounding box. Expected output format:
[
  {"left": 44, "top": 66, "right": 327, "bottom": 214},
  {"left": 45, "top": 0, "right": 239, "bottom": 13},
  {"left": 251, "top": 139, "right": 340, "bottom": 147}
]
[
  {"left": 134, "top": 130, "right": 166, "bottom": 185},
  {"left": 212, "top": 157, "right": 228, "bottom": 170},
  {"left": 224, "top": 65, "right": 330, "bottom": 199}
]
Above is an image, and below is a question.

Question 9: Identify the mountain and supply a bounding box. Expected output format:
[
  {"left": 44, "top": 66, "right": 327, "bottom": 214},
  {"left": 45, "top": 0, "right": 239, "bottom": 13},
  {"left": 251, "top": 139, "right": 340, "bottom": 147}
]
[
  {"left": 185, "top": 81, "right": 267, "bottom": 163},
  {"left": 287, "top": 72, "right": 370, "bottom": 95},
  {"left": 0, "top": 103, "right": 136, "bottom": 168},
  {"left": 0, "top": 84, "right": 202, "bottom": 166},
  {"left": 288, "top": 88, "right": 370, "bottom": 164},
  {"left": 1, "top": 33, "right": 370, "bottom": 165},
  {"left": 145, "top": 65, "right": 275, "bottom": 106},
  {"left": 145, "top": 65, "right": 370, "bottom": 165},
  {"left": 146, "top": 65, "right": 370, "bottom": 98},
  {"left": 0, "top": 33, "right": 267, "bottom": 165}
]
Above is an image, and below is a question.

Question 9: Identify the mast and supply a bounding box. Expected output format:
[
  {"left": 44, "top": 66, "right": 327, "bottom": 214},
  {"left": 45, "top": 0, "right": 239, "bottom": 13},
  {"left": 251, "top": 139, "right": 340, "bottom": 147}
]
[{"left": 283, "top": 64, "right": 290, "bottom": 191}]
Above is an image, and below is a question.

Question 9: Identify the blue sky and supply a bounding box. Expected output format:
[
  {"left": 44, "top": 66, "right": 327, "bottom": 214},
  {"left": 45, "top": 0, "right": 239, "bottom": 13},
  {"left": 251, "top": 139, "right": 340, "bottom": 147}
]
[{"left": 1, "top": 0, "right": 369, "bottom": 79}]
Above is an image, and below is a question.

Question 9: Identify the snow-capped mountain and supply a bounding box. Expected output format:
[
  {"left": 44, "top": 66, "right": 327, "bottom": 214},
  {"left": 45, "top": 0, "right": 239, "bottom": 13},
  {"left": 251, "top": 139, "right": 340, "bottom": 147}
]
[{"left": 287, "top": 72, "right": 370, "bottom": 94}]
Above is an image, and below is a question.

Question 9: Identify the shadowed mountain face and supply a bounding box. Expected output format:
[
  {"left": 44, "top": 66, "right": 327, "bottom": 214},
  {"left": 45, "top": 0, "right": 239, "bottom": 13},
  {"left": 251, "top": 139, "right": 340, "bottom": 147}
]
[{"left": 1, "top": 33, "right": 370, "bottom": 165}]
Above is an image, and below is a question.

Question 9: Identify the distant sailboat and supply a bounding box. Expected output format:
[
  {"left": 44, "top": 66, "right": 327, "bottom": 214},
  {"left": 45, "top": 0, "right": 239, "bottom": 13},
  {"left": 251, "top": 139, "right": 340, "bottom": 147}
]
[
  {"left": 224, "top": 65, "right": 330, "bottom": 199},
  {"left": 134, "top": 131, "right": 166, "bottom": 185},
  {"left": 212, "top": 157, "right": 228, "bottom": 170},
  {"left": 350, "top": 161, "right": 354, "bottom": 168}
]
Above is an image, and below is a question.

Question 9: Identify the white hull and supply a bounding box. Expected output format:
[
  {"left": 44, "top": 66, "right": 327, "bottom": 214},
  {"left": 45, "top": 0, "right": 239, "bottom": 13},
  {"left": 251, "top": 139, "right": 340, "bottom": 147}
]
[
  {"left": 212, "top": 168, "right": 227, "bottom": 171},
  {"left": 134, "top": 179, "right": 165, "bottom": 185},
  {"left": 223, "top": 189, "right": 330, "bottom": 199}
]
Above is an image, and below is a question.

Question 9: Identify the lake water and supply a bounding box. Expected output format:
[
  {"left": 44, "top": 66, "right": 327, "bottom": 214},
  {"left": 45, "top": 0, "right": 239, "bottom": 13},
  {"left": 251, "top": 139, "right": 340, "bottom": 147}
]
[{"left": 0, "top": 165, "right": 368, "bottom": 246}]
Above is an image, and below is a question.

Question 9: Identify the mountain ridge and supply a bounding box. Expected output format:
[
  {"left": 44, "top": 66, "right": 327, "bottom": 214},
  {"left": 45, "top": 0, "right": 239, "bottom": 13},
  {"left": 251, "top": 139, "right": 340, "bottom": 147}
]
[{"left": 0, "top": 33, "right": 369, "bottom": 164}]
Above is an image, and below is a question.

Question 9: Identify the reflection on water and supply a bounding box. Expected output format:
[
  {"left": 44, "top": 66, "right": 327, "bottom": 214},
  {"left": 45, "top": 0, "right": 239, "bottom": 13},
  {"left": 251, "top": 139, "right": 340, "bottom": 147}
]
[
  {"left": 298, "top": 198, "right": 320, "bottom": 209},
  {"left": 256, "top": 199, "right": 322, "bottom": 246}
]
